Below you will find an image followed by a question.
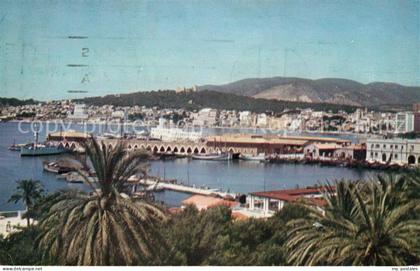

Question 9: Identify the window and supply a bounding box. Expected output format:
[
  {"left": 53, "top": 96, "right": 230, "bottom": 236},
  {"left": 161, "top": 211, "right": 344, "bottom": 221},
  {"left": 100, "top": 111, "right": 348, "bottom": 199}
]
[
  {"left": 390, "top": 145, "right": 393, "bottom": 149},
  {"left": 383, "top": 144, "right": 386, "bottom": 149},
  {"left": 375, "top": 152, "right": 378, "bottom": 158},
  {"left": 394, "top": 154, "right": 398, "bottom": 159}
]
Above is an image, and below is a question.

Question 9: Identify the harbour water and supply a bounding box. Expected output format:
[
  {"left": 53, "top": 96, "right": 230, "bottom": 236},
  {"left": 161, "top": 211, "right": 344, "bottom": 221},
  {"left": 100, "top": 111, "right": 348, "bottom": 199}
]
[{"left": 0, "top": 121, "right": 377, "bottom": 211}]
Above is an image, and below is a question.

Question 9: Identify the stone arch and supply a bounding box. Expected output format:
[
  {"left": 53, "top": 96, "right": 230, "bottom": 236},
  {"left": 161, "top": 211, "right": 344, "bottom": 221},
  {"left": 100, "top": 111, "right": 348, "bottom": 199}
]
[
  {"left": 382, "top": 153, "right": 387, "bottom": 162},
  {"left": 153, "top": 146, "right": 158, "bottom": 153},
  {"left": 146, "top": 145, "right": 151, "bottom": 151},
  {"left": 58, "top": 142, "right": 64, "bottom": 148},
  {"left": 200, "top": 147, "right": 206, "bottom": 154},
  {"left": 159, "top": 146, "right": 165, "bottom": 152},
  {"left": 187, "top": 147, "right": 192, "bottom": 154},
  {"left": 180, "top": 147, "right": 185, "bottom": 153},
  {"left": 108, "top": 144, "right": 113, "bottom": 150},
  {"left": 65, "top": 142, "right": 70, "bottom": 148},
  {"left": 228, "top": 148, "right": 234, "bottom": 153},
  {"left": 128, "top": 144, "right": 132, "bottom": 149},
  {"left": 408, "top": 155, "right": 416, "bottom": 165},
  {"left": 418, "top": 157, "right": 420, "bottom": 164},
  {"left": 166, "top": 146, "right": 172, "bottom": 152},
  {"left": 193, "top": 147, "right": 199, "bottom": 154},
  {"left": 174, "top": 146, "right": 179, "bottom": 153},
  {"left": 70, "top": 143, "right": 76, "bottom": 149}
]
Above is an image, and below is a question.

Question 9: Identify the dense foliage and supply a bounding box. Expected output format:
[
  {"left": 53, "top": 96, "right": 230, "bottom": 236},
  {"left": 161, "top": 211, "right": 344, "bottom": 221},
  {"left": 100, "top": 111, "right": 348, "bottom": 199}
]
[
  {"left": 2, "top": 154, "right": 420, "bottom": 266},
  {"left": 77, "top": 90, "right": 359, "bottom": 113},
  {"left": 36, "top": 138, "right": 167, "bottom": 265},
  {"left": 0, "top": 97, "right": 38, "bottom": 107}
]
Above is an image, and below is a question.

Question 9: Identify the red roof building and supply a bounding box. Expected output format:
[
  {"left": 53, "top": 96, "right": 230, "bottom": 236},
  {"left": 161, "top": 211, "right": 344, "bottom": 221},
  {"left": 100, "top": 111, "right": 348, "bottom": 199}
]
[{"left": 248, "top": 186, "right": 334, "bottom": 215}]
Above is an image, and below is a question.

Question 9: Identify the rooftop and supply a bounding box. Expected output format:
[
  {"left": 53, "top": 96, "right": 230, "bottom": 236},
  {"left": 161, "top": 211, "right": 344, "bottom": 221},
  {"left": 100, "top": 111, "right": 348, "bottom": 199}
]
[
  {"left": 206, "top": 134, "right": 350, "bottom": 146},
  {"left": 181, "top": 194, "right": 239, "bottom": 210},
  {"left": 250, "top": 186, "right": 335, "bottom": 207}
]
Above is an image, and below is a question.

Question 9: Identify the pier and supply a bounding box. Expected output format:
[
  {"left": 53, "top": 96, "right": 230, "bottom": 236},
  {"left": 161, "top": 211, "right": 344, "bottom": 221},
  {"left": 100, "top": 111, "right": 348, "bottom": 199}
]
[{"left": 128, "top": 176, "right": 238, "bottom": 199}]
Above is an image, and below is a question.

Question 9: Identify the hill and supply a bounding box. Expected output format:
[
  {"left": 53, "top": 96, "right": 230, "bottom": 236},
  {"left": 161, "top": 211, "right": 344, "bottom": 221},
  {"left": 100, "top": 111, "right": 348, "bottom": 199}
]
[
  {"left": 77, "top": 90, "right": 360, "bottom": 113},
  {"left": 0, "top": 97, "right": 38, "bottom": 107},
  {"left": 199, "top": 77, "right": 420, "bottom": 108}
]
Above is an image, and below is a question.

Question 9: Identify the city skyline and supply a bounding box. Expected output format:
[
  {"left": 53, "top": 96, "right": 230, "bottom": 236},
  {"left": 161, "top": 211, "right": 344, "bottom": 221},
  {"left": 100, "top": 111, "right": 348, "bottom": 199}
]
[{"left": 0, "top": 0, "right": 419, "bottom": 100}]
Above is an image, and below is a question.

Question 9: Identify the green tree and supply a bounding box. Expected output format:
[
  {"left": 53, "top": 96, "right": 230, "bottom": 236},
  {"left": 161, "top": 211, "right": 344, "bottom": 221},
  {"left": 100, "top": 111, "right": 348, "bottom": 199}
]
[
  {"left": 8, "top": 179, "right": 44, "bottom": 227},
  {"left": 286, "top": 178, "right": 420, "bottom": 265},
  {"left": 163, "top": 205, "right": 232, "bottom": 265},
  {"left": 37, "top": 138, "right": 167, "bottom": 265}
]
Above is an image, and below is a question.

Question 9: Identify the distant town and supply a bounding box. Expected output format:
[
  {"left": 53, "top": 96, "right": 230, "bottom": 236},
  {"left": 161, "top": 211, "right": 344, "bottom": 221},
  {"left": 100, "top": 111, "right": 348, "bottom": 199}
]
[{"left": 1, "top": 97, "right": 419, "bottom": 136}]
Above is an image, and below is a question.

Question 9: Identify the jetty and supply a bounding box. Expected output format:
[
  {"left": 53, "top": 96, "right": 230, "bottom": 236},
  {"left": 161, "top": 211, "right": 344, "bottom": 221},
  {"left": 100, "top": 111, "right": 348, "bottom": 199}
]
[{"left": 128, "top": 176, "right": 237, "bottom": 199}]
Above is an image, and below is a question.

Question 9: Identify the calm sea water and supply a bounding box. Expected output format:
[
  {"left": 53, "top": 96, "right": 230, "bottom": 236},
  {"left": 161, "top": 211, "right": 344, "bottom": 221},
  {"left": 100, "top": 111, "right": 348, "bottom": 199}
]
[{"left": 0, "top": 121, "right": 376, "bottom": 211}]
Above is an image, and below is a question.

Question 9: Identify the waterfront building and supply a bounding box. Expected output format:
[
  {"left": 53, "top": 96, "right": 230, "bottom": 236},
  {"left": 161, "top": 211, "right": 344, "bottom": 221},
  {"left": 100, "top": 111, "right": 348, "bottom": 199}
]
[
  {"left": 247, "top": 186, "right": 334, "bottom": 216},
  {"left": 366, "top": 138, "right": 420, "bottom": 165},
  {"left": 303, "top": 143, "right": 341, "bottom": 159},
  {"left": 333, "top": 144, "right": 367, "bottom": 161},
  {"left": 206, "top": 134, "right": 350, "bottom": 155}
]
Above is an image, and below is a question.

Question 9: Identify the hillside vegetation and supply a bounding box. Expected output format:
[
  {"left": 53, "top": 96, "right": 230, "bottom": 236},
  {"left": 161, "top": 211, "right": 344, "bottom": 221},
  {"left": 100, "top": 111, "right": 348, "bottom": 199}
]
[{"left": 78, "top": 90, "right": 360, "bottom": 113}]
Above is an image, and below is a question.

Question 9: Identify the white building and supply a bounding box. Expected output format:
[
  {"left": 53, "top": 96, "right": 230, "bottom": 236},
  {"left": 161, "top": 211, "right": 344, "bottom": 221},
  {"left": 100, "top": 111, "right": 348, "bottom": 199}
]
[
  {"left": 151, "top": 118, "right": 203, "bottom": 142},
  {"left": 366, "top": 138, "right": 420, "bottom": 165},
  {"left": 395, "top": 112, "right": 414, "bottom": 134},
  {"left": 67, "top": 104, "right": 88, "bottom": 121},
  {"left": 256, "top": 113, "right": 268, "bottom": 127},
  {"left": 192, "top": 108, "right": 218, "bottom": 127},
  {"left": 239, "top": 111, "right": 253, "bottom": 127}
]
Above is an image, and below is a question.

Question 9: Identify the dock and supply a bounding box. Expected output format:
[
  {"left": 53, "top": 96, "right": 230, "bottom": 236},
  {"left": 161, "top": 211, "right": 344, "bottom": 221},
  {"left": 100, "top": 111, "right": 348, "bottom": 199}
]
[{"left": 128, "top": 176, "right": 238, "bottom": 199}]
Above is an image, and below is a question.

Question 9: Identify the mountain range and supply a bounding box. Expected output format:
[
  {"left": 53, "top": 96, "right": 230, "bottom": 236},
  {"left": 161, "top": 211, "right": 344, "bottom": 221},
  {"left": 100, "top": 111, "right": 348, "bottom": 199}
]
[{"left": 199, "top": 77, "right": 420, "bottom": 108}]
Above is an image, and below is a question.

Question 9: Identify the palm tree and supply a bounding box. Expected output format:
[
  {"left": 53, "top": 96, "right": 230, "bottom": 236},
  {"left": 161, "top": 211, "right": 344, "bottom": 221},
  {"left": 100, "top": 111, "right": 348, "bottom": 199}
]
[
  {"left": 37, "top": 137, "right": 167, "bottom": 265},
  {"left": 9, "top": 180, "right": 44, "bottom": 227},
  {"left": 286, "top": 177, "right": 420, "bottom": 266}
]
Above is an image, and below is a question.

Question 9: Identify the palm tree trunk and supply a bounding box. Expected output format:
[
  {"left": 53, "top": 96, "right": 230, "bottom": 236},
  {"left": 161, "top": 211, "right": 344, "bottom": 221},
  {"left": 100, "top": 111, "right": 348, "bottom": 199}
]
[{"left": 26, "top": 215, "right": 30, "bottom": 227}]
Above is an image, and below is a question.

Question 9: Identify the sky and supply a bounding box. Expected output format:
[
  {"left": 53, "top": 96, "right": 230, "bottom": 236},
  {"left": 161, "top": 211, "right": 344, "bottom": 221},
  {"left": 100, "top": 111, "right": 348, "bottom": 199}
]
[{"left": 0, "top": 0, "right": 419, "bottom": 100}]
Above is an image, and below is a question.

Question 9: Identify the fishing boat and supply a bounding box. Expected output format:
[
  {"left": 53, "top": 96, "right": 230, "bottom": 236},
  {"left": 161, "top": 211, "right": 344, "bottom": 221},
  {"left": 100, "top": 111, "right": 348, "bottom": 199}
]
[
  {"left": 240, "top": 153, "right": 267, "bottom": 161},
  {"left": 191, "top": 152, "right": 232, "bottom": 161}
]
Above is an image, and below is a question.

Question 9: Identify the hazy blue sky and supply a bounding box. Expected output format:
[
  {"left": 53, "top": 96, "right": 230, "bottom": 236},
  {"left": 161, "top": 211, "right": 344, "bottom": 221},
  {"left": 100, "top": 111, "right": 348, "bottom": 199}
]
[{"left": 0, "top": 0, "right": 419, "bottom": 100}]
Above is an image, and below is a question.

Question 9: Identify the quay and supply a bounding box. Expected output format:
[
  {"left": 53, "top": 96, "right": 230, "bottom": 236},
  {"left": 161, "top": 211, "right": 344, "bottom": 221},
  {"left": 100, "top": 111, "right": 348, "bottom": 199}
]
[
  {"left": 128, "top": 176, "right": 238, "bottom": 199},
  {"left": 48, "top": 131, "right": 352, "bottom": 157}
]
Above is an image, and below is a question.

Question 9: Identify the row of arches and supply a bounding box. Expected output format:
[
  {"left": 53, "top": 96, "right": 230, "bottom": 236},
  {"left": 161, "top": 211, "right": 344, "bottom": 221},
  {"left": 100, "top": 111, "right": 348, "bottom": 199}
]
[
  {"left": 407, "top": 155, "right": 420, "bottom": 165},
  {"left": 126, "top": 144, "right": 208, "bottom": 154}
]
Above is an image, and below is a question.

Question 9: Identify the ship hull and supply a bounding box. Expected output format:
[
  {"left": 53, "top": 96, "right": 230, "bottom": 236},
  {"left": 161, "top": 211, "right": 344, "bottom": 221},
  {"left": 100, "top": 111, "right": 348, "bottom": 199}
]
[
  {"left": 21, "top": 147, "right": 68, "bottom": 156},
  {"left": 192, "top": 153, "right": 232, "bottom": 161}
]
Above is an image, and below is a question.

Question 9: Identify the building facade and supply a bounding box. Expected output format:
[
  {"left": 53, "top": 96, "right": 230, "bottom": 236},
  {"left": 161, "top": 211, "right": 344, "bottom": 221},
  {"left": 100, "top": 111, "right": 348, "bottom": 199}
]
[
  {"left": 366, "top": 138, "right": 420, "bottom": 165},
  {"left": 395, "top": 112, "right": 414, "bottom": 134}
]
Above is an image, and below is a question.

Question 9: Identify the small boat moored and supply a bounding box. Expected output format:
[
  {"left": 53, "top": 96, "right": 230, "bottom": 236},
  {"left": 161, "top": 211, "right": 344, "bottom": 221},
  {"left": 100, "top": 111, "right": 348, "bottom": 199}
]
[
  {"left": 240, "top": 153, "right": 267, "bottom": 161},
  {"left": 192, "top": 152, "right": 232, "bottom": 161}
]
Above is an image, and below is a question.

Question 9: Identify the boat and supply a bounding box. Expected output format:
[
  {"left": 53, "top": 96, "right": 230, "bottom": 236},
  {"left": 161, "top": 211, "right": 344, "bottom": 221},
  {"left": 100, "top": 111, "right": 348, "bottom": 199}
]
[
  {"left": 43, "top": 160, "right": 74, "bottom": 174},
  {"left": 43, "top": 161, "right": 60, "bottom": 173},
  {"left": 20, "top": 131, "right": 68, "bottom": 156},
  {"left": 240, "top": 153, "right": 267, "bottom": 161},
  {"left": 191, "top": 152, "right": 232, "bottom": 161},
  {"left": 21, "top": 144, "right": 68, "bottom": 156},
  {"left": 8, "top": 143, "right": 26, "bottom": 151}
]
